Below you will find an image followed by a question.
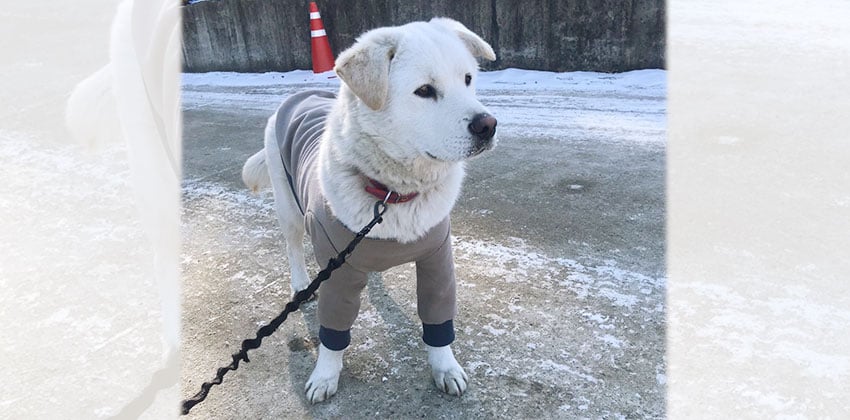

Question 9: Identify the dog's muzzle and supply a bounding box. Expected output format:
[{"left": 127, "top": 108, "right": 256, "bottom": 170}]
[{"left": 468, "top": 113, "right": 497, "bottom": 155}]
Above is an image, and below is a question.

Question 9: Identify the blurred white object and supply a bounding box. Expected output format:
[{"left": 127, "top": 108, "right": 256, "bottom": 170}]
[{"left": 65, "top": 0, "right": 182, "bottom": 417}]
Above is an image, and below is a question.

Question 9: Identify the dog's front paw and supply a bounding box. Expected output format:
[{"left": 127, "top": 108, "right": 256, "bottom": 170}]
[
  {"left": 305, "top": 372, "right": 338, "bottom": 404},
  {"left": 427, "top": 345, "right": 468, "bottom": 396},
  {"left": 305, "top": 344, "right": 343, "bottom": 404}
]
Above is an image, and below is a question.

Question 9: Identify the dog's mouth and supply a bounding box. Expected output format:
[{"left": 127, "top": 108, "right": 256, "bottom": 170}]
[
  {"left": 425, "top": 144, "right": 491, "bottom": 161},
  {"left": 424, "top": 151, "right": 467, "bottom": 162},
  {"left": 467, "top": 146, "right": 488, "bottom": 158}
]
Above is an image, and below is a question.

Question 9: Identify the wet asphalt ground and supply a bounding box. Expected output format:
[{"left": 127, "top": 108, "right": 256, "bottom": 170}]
[{"left": 180, "top": 70, "right": 666, "bottom": 419}]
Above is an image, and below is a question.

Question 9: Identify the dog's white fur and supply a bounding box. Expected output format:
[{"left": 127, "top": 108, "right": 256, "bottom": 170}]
[{"left": 242, "top": 18, "right": 495, "bottom": 403}]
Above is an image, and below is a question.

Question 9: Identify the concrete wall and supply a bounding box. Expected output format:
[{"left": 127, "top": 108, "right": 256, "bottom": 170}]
[{"left": 182, "top": 0, "right": 665, "bottom": 73}]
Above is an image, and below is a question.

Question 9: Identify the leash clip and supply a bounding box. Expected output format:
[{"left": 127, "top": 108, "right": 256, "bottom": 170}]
[{"left": 373, "top": 199, "right": 388, "bottom": 221}]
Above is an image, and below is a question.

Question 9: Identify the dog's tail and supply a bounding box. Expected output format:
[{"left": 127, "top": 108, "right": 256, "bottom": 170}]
[{"left": 242, "top": 149, "right": 271, "bottom": 193}]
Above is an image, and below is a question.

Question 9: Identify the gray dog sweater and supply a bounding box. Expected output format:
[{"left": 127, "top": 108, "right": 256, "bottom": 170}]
[{"left": 274, "top": 90, "right": 457, "bottom": 350}]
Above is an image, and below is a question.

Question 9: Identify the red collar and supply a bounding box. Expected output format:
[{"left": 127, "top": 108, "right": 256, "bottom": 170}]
[{"left": 364, "top": 177, "right": 419, "bottom": 204}]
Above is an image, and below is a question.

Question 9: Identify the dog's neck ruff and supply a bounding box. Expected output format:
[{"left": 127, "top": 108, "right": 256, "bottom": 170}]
[{"left": 364, "top": 177, "right": 419, "bottom": 204}]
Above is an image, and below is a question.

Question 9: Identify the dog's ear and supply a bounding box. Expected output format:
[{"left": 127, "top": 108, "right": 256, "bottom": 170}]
[
  {"left": 429, "top": 18, "right": 496, "bottom": 62},
  {"left": 334, "top": 27, "right": 401, "bottom": 111}
]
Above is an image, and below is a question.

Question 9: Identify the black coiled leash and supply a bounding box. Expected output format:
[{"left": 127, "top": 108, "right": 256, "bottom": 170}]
[{"left": 181, "top": 200, "right": 388, "bottom": 415}]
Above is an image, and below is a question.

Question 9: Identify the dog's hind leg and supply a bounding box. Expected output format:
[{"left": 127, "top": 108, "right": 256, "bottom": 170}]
[
  {"left": 272, "top": 188, "right": 311, "bottom": 296},
  {"left": 260, "top": 114, "right": 311, "bottom": 296}
]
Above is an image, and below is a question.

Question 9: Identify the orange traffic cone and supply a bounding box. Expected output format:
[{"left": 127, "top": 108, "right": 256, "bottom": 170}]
[{"left": 309, "top": 2, "right": 334, "bottom": 73}]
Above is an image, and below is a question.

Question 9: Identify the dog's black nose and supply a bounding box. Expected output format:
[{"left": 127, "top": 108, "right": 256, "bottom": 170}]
[{"left": 468, "top": 113, "right": 497, "bottom": 141}]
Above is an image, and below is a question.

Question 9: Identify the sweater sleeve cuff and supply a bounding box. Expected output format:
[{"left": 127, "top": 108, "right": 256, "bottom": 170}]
[
  {"left": 319, "top": 325, "right": 351, "bottom": 351},
  {"left": 422, "top": 319, "right": 455, "bottom": 347}
]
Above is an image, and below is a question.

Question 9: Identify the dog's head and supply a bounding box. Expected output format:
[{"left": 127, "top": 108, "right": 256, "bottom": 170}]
[{"left": 334, "top": 18, "right": 497, "bottom": 163}]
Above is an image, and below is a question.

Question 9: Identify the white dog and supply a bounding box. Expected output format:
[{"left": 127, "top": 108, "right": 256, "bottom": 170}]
[{"left": 242, "top": 17, "right": 497, "bottom": 404}]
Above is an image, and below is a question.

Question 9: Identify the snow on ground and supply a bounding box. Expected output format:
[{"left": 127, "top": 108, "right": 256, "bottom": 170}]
[
  {"left": 181, "top": 179, "right": 666, "bottom": 418},
  {"left": 182, "top": 68, "right": 667, "bottom": 145},
  {"left": 0, "top": 133, "right": 167, "bottom": 417},
  {"left": 180, "top": 68, "right": 667, "bottom": 418}
]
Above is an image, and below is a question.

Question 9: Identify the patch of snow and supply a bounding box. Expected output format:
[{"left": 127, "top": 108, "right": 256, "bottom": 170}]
[
  {"left": 597, "top": 333, "right": 624, "bottom": 349},
  {"left": 182, "top": 70, "right": 338, "bottom": 88},
  {"left": 476, "top": 68, "right": 665, "bottom": 95},
  {"left": 453, "top": 235, "right": 664, "bottom": 310},
  {"left": 734, "top": 385, "right": 797, "bottom": 412},
  {"left": 182, "top": 179, "right": 276, "bottom": 215},
  {"left": 482, "top": 325, "right": 507, "bottom": 336},
  {"left": 464, "top": 360, "right": 492, "bottom": 375},
  {"left": 774, "top": 343, "right": 850, "bottom": 383},
  {"left": 537, "top": 360, "right": 599, "bottom": 384},
  {"left": 181, "top": 68, "right": 665, "bottom": 94},
  {"left": 182, "top": 68, "right": 666, "bottom": 146}
]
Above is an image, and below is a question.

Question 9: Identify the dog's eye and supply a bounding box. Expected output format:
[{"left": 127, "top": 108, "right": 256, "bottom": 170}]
[
  {"left": 465, "top": 74, "right": 472, "bottom": 86},
  {"left": 414, "top": 84, "right": 437, "bottom": 99}
]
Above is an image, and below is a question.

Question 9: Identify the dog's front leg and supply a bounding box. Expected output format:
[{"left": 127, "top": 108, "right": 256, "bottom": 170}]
[
  {"left": 427, "top": 344, "right": 468, "bottom": 396},
  {"left": 305, "top": 343, "right": 344, "bottom": 403}
]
